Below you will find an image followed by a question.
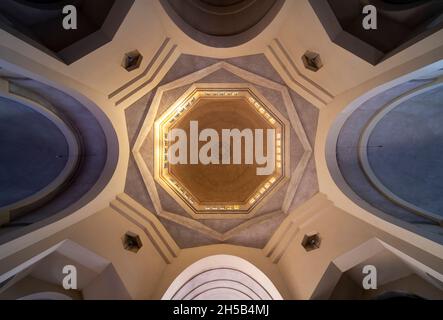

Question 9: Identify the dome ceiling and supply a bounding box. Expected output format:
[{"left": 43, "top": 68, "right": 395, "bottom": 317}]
[
  {"left": 159, "top": 0, "right": 285, "bottom": 47},
  {"left": 154, "top": 85, "right": 288, "bottom": 217},
  {"left": 124, "top": 54, "right": 319, "bottom": 248}
]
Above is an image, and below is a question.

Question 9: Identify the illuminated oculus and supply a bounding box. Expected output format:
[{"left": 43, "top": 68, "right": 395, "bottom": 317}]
[{"left": 154, "top": 87, "right": 288, "bottom": 216}]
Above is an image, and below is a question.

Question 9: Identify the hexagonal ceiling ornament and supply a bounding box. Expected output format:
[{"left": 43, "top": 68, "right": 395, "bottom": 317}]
[
  {"left": 132, "top": 62, "right": 312, "bottom": 231},
  {"left": 154, "top": 84, "right": 289, "bottom": 218}
]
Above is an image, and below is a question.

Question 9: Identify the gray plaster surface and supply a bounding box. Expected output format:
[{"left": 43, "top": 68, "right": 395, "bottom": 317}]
[
  {"left": 337, "top": 80, "right": 439, "bottom": 225},
  {"left": 0, "top": 97, "right": 68, "bottom": 207},
  {"left": 368, "top": 87, "right": 443, "bottom": 216}
]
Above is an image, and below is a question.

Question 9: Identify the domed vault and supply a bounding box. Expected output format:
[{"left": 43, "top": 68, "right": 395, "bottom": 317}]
[{"left": 123, "top": 54, "right": 319, "bottom": 248}]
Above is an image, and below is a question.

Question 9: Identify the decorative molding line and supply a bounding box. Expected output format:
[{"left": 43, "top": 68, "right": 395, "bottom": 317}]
[
  {"left": 168, "top": 268, "right": 273, "bottom": 300},
  {"left": 280, "top": 85, "right": 313, "bottom": 213},
  {"left": 108, "top": 38, "right": 180, "bottom": 109},
  {"left": 359, "top": 77, "right": 443, "bottom": 226},
  {"left": 264, "top": 193, "right": 331, "bottom": 264},
  {"left": 109, "top": 38, "right": 171, "bottom": 99},
  {"left": 114, "top": 193, "right": 283, "bottom": 243},
  {"left": 111, "top": 194, "right": 180, "bottom": 264},
  {"left": 265, "top": 39, "right": 334, "bottom": 109}
]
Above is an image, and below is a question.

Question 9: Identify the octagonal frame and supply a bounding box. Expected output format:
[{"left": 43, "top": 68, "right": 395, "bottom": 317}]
[
  {"left": 132, "top": 62, "right": 312, "bottom": 225},
  {"left": 154, "top": 84, "right": 290, "bottom": 218}
]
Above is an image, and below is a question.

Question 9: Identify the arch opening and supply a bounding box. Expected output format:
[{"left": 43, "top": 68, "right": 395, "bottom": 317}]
[{"left": 162, "top": 255, "right": 283, "bottom": 300}]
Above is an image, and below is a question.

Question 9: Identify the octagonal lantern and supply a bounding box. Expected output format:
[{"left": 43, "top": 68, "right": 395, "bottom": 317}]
[{"left": 154, "top": 85, "right": 289, "bottom": 217}]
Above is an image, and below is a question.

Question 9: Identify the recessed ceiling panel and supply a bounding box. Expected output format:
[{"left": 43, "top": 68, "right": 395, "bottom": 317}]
[
  {"left": 310, "top": 0, "right": 443, "bottom": 64},
  {"left": 155, "top": 87, "right": 286, "bottom": 216},
  {"left": 0, "top": 0, "right": 135, "bottom": 64}
]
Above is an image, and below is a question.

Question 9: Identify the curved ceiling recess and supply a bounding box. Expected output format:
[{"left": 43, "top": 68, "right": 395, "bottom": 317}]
[
  {"left": 0, "top": 71, "right": 117, "bottom": 242},
  {"left": 0, "top": 0, "right": 135, "bottom": 64},
  {"left": 309, "top": 0, "right": 443, "bottom": 65},
  {"left": 361, "top": 84, "right": 443, "bottom": 222},
  {"left": 0, "top": 83, "right": 79, "bottom": 222},
  {"left": 159, "top": 0, "right": 285, "bottom": 47},
  {"left": 332, "top": 76, "right": 443, "bottom": 232}
]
